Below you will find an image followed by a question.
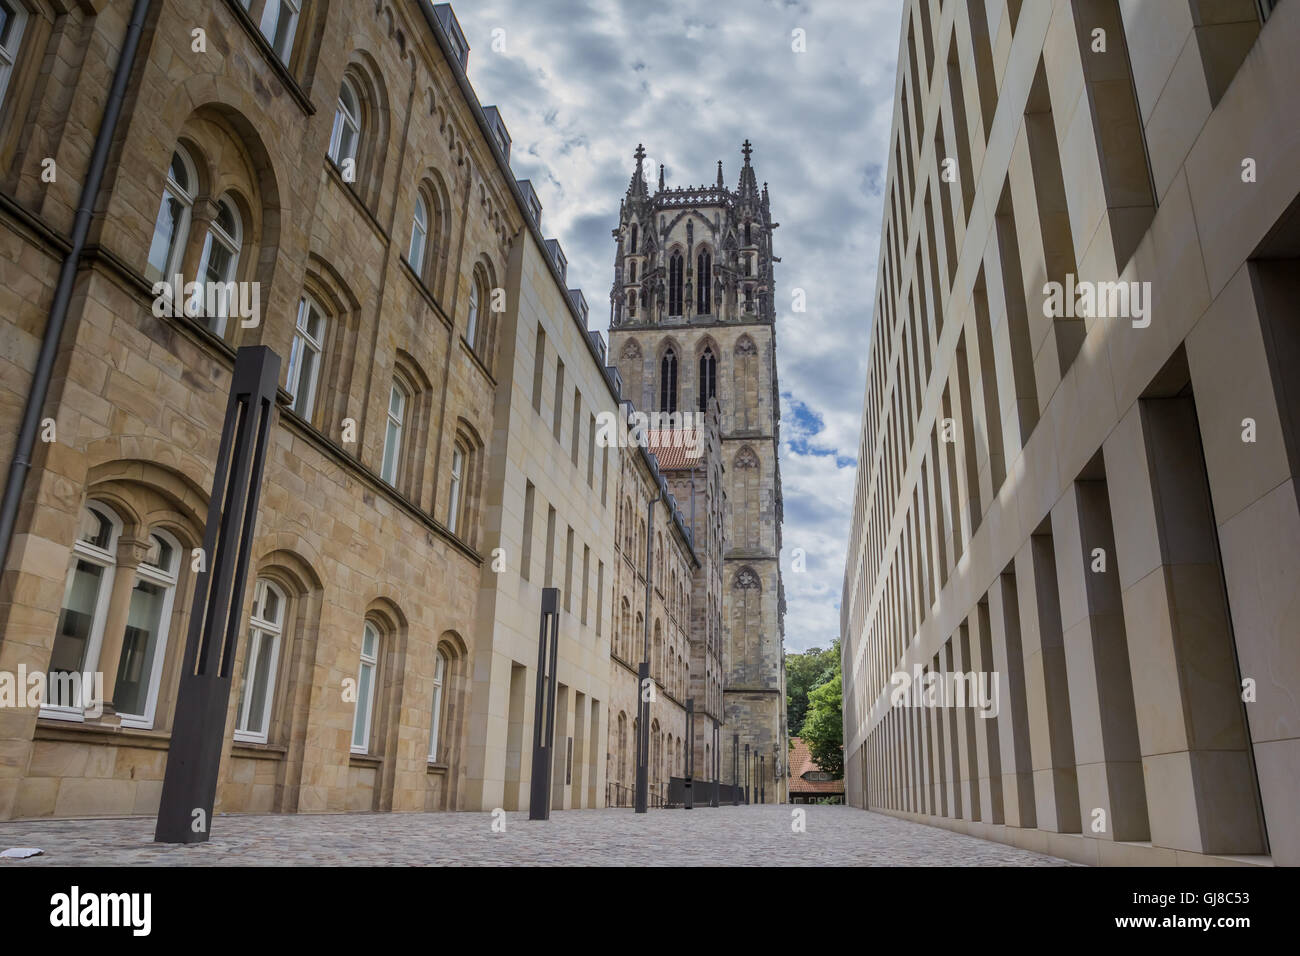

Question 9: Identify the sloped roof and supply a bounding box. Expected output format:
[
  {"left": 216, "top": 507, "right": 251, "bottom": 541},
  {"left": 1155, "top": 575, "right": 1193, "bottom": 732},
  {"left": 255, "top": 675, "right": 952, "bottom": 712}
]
[
  {"left": 646, "top": 428, "right": 703, "bottom": 471},
  {"left": 788, "top": 736, "right": 845, "bottom": 794}
]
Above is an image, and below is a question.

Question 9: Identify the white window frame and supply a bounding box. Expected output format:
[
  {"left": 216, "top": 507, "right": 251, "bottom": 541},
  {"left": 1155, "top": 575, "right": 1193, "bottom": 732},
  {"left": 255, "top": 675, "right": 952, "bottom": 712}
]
[
  {"left": 380, "top": 380, "right": 407, "bottom": 485},
  {"left": 146, "top": 147, "right": 197, "bottom": 285},
  {"left": 351, "top": 622, "right": 380, "bottom": 754},
  {"left": 234, "top": 578, "right": 284, "bottom": 744},
  {"left": 42, "top": 503, "right": 121, "bottom": 722},
  {"left": 408, "top": 193, "right": 428, "bottom": 273},
  {"left": 0, "top": 0, "right": 27, "bottom": 111},
  {"left": 258, "top": 0, "right": 301, "bottom": 62},
  {"left": 328, "top": 77, "right": 361, "bottom": 169},
  {"left": 447, "top": 444, "right": 465, "bottom": 534},
  {"left": 192, "top": 195, "right": 242, "bottom": 336},
  {"left": 114, "top": 529, "right": 181, "bottom": 730},
  {"left": 286, "top": 295, "right": 325, "bottom": 420},
  {"left": 427, "top": 650, "right": 447, "bottom": 763}
]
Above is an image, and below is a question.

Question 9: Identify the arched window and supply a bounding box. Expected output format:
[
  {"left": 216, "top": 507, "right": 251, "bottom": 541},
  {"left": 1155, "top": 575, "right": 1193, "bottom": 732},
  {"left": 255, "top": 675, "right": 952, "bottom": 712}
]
[
  {"left": 408, "top": 194, "right": 428, "bottom": 272},
  {"left": 659, "top": 348, "right": 678, "bottom": 413},
  {"left": 256, "top": 0, "right": 301, "bottom": 62},
  {"left": 628, "top": 260, "right": 637, "bottom": 283},
  {"left": 329, "top": 77, "right": 362, "bottom": 170},
  {"left": 668, "top": 252, "right": 683, "bottom": 315},
  {"left": 698, "top": 347, "right": 716, "bottom": 412},
  {"left": 380, "top": 379, "right": 408, "bottom": 485},
  {"left": 145, "top": 147, "right": 197, "bottom": 283},
  {"left": 0, "top": 1, "right": 28, "bottom": 110},
  {"left": 193, "top": 195, "right": 242, "bottom": 335},
  {"left": 235, "top": 578, "right": 285, "bottom": 743},
  {"left": 47, "top": 503, "right": 121, "bottom": 712},
  {"left": 114, "top": 530, "right": 181, "bottom": 726},
  {"left": 351, "top": 621, "right": 380, "bottom": 753},
  {"left": 466, "top": 271, "right": 485, "bottom": 350},
  {"left": 287, "top": 295, "right": 325, "bottom": 421},
  {"left": 744, "top": 221, "right": 752, "bottom": 245},
  {"left": 627, "top": 290, "right": 636, "bottom": 318},
  {"left": 428, "top": 649, "right": 448, "bottom": 761},
  {"left": 447, "top": 440, "right": 467, "bottom": 534},
  {"left": 629, "top": 223, "right": 638, "bottom": 253},
  {"left": 696, "top": 250, "right": 711, "bottom": 314}
]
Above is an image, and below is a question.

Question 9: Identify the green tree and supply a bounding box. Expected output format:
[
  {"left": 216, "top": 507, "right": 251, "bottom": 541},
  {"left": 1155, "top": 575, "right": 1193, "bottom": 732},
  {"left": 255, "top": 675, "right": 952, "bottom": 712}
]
[
  {"left": 800, "top": 673, "right": 843, "bottom": 778},
  {"left": 785, "top": 641, "right": 839, "bottom": 735}
]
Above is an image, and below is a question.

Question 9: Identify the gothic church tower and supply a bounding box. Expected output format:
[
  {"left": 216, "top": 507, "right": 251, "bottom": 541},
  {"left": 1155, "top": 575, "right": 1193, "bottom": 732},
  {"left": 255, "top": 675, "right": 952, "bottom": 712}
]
[{"left": 608, "top": 142, "right": 788, "bottom": 800}]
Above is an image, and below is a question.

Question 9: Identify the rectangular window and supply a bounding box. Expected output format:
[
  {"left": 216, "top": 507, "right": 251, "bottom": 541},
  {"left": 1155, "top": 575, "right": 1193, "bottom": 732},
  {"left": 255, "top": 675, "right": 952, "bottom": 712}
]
[
  {"left": 257, "top": 0, "right": 300, "bottom": 62},
  {"left": 380, "top": 382, "right": 407, "bottom": 485},
  {"left": 564, "top": 526, "right": 575, "bottom": 612},
  {"left": 571, "top": 388, "right": 582, "bottom": 465},
  {"left": 600, "top": 446, "right": 608, "bottom": 506},
  {"left": 580, "top": 544, "right": 590, "bottom": 625},
  {"left": 532, "top": 326, "right": 546, "bottom": 413},
  {"left": 544, "top": 506, "right": 557, "bottom": 588},
  {"left": 596, "top": 561, "right": 604, "bottom": 636},
  {"left": 553, "top": 360, "right": 566, "bottom": 440},
  {"left": 587, "top": 413, "right": 596, "bottom": 486},
  {"left": 235, "top": 579, "right": 284, "bottom": 743},
  {"left": 521, "top": 481, "right": 535, "bottom": 581}
]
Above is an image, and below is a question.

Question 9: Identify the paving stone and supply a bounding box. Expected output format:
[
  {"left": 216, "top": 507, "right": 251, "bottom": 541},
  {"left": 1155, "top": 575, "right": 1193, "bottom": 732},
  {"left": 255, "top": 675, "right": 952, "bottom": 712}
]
[{"left": 0, "top": 805, "right": 1072, "bottom": 866}]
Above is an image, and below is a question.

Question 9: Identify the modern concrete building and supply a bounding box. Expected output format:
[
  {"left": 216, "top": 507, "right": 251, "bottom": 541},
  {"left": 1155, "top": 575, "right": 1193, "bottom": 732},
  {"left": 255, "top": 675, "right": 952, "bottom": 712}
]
[{"left": 840, "top": 0, "right": 1299, "bottom": 865}]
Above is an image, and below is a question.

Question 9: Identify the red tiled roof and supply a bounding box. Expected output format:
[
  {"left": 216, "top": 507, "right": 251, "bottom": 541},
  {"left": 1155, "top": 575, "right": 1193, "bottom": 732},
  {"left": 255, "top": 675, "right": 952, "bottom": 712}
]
[
  {"left": 646, "top": 428, "right": 703, "bottom": 471},
  {"left": 787, "top": 736, "right": 845, "bottom": 794}
]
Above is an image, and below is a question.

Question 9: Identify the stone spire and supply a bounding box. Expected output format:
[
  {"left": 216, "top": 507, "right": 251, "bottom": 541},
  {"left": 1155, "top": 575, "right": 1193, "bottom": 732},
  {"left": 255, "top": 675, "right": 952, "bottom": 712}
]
[
  {"left": 627, "top": 143, "right": 648, "bottom": 200},
  {"left": 737, "top": 139, "right": 760, "bottom": 201},
  {"left": 717, "top": 160, "right": 724, "bottom": 187},
  {"left": 658, "top": 163, "right": 665, "bottom": 191}
]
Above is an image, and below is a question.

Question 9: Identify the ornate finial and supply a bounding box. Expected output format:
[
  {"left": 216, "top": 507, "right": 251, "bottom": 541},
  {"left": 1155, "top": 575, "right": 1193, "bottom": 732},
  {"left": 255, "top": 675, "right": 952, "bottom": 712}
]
[
  {"left": 658, "top": 163, "right": 665, "bottom": 190},
  {"left": 634, "top": 143, "right": 646, "bottom": 164},
  {"left": 741, "top": 139, "right": 753, "bottom": 164},
  {"left": 717, "top": 160, "right": 724, "bottom": 186}
]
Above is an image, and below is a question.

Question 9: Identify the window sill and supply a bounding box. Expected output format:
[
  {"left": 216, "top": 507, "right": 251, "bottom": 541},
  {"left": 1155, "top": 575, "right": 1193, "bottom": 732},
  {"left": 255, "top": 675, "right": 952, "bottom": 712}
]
[
  {"left": 458, "top": 335, "right": 496, "bottom": 386},
  {"left": 324, "top": 160, "right": 387, "bottom": 241},
  {"left": 219, "top": 0, "right": 317, "bottom": 115},
  {"left": 348, "top": 752, "right": 382, "bottom": 768},
  {"left": 400, "top": 257, "right": 453, "bottom": 330},
  {"left": 231, "top": 740, "right": 288, "bottom": 760},
  {"left": 426, "top": 762, "right": 449, "bottom": 774},
  {"left": 33, "top": 717, "right": 172, "bottom": 750}
]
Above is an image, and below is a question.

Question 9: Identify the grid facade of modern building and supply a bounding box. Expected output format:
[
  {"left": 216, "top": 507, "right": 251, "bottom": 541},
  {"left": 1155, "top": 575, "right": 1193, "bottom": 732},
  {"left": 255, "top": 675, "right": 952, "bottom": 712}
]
[{"left": 840, "top": 0, "right": 1300, "bottom": 866}]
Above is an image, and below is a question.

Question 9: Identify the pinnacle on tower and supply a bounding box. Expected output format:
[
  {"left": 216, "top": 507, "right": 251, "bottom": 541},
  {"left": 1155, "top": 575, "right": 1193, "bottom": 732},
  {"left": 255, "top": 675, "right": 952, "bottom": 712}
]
[
  {"left": 717, "top": 160, "right": 724, "bottom": 187},
  {"left": 658, "top": 163, "right": 665, "bottom": 191},
  {"left": 737, "top": 140, "right": 760, "bottom": 201},
  {"left": 627, "top": 143, "right": 648, "bottom": 200}
]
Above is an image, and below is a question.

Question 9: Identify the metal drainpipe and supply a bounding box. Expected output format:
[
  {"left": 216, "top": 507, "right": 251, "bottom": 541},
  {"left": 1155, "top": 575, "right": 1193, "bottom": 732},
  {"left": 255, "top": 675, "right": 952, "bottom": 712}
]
[{"left": 0, "top": 0, "right": 155, "bottom": 603}]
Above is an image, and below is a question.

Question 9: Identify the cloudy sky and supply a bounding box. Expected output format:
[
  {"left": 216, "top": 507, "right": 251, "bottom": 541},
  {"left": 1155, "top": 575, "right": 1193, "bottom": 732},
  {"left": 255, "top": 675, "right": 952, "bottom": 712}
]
[{"left": 457, "top": 0, "right": 903, "bottom": 652}]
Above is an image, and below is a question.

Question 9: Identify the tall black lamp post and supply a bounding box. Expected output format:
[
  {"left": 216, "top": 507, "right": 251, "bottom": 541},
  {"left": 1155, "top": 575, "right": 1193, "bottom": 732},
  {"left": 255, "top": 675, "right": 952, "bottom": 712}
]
[{"left": 528, "top": 588, "right": 561, "bottom": 820}]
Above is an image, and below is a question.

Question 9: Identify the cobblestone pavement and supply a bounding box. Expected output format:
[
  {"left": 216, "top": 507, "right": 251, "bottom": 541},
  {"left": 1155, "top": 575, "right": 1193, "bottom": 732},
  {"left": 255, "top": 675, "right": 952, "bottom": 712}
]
[{"left": 0, "top": 805, "right": 1072, "bottom": 866}]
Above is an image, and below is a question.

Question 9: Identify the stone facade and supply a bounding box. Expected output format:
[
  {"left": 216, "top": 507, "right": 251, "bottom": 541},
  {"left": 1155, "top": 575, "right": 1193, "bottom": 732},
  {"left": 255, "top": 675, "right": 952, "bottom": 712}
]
[
  {"left": 608, "top": 145, "right": 788, "bottom": 802},
  {"left": 840, "top": 0, "right": 1300, "bottom": 865}
]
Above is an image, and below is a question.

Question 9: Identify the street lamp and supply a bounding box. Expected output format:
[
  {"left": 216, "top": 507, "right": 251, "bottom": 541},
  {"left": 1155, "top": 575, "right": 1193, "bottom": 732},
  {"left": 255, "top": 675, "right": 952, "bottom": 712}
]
[{"left": 528, "top": 587, "right": 561, "bottom": 821}]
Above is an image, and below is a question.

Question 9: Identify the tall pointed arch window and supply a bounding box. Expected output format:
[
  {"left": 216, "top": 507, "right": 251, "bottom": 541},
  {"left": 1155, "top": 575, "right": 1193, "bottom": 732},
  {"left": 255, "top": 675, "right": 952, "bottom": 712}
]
[
  {"left": 660, "top": 348, "right": 678, "bottom": 413},
  {"left": 0, "top": 1, "right": 28, "bottom": 110},
  {"left": 328, "top": 77, "right": 361, "bottom": 170},
  {"left": 286, "top": 296, "right": 325, "bottom": 420},
  {"left": 629, "top": 223, "right": 638, "bottom": 254},
  {"left": 408, "top": 193, "right": 428, "bottom": 272},
  {"left": 114, "top": 530, "right": 181, "bottom": 727},
  {"left": 235, "top": 578, "right": 284, "bottom": 743},
  {"left": 146, "top": 147, "right": 197, "bottom": 284},
  {"left": 668, "top": 252, "right": 684, "bottom": 315},
  {"left": 698, "top": 347, "right": 716, "bottom": 412},
  {"left": 696, "top": 250, "right": 712, "bottom": 314},
  {"left": 193, "top": 195, "right": 242, "bottom": 336},
  {"left": 628, "top": 260, "right": 637, "bottom": 283}
]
